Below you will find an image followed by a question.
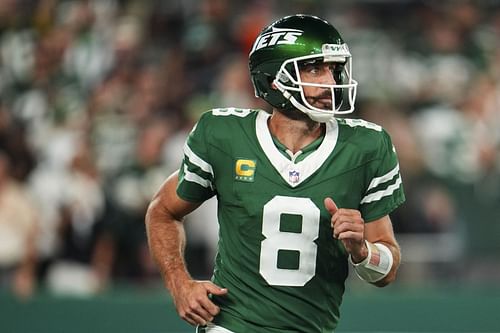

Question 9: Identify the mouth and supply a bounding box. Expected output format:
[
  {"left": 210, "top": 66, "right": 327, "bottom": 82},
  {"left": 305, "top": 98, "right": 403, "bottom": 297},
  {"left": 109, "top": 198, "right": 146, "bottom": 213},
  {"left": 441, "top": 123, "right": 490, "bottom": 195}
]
[
  {"left": 317, "top": 97, "right": 332, "bottom": 103},
  {"left": 311, "top": 91, "right": 332, "bottom": 101},
  {"left": 308, "top": 92, "right": 333, "bottom": 108}
]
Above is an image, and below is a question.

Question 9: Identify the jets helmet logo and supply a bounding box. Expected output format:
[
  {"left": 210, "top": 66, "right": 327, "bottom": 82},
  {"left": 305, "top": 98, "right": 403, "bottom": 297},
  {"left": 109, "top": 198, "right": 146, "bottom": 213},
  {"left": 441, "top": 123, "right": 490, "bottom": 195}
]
[{"left": 250, "top": 27, "right": 303, "bottom": 54}]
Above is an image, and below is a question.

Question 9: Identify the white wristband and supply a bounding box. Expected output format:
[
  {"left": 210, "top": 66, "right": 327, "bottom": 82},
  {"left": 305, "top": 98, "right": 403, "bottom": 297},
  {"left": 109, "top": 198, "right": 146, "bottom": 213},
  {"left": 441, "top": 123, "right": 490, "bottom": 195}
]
[{"left": 349, "top": 240, "right": 393, "bottom": 283}]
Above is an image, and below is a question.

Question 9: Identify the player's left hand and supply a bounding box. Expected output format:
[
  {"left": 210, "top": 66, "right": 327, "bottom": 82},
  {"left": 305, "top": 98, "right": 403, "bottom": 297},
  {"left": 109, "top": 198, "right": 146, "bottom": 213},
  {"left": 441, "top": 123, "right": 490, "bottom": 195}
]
[{"left": 324, "top": 197, "right": 368, "bottom": 263}]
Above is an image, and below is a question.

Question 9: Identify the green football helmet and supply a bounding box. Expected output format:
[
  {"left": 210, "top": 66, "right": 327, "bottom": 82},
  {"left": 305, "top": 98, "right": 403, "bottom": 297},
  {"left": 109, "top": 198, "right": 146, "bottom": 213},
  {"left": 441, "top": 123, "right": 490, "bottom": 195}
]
[{"left": 249, "top": 14, "right": 357, "bottom": 122}]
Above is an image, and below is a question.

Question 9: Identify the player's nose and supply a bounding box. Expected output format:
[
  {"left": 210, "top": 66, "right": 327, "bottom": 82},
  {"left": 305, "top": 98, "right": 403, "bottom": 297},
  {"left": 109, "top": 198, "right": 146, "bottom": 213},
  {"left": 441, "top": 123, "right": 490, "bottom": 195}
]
[{"left": 320, "top": 66, "right": 336, "bottom": 85}]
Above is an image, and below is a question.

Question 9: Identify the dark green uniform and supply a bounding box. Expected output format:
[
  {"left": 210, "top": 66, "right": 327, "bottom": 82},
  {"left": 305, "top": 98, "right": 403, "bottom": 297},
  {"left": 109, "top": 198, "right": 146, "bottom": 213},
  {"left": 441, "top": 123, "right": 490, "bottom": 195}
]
[{"left": 177, "top": 108, "right": 405, "bottom": 333}]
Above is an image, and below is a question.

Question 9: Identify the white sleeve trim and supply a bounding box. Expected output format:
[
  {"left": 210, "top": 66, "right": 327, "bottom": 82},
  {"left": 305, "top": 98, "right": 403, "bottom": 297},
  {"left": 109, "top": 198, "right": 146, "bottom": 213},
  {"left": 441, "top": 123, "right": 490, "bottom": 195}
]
[
  {"left": 366, "top": 163, "right": 400, "bottom": 191},
  {"left": 182, "top": 165, "right": 213, "bottom": 190},
  {"left": 183, "top": 143, "right": 214, "bottom": 176},
  {"left": 360, "top": 176, "right": 402, "bottom": 204}
]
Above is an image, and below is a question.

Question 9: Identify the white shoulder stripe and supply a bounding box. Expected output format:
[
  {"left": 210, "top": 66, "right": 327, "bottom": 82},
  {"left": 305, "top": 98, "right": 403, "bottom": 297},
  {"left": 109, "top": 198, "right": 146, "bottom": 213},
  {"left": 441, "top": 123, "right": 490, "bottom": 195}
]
[
  {"left": 182, "top": 165, "right": 213, "bottom": 189},
  {"left": 367, "top": 164, "right": 400, "bottom": 191},
  {"left": 184, "top": 143, "right": 214, "bottom": 176},
  {"left": 361, "top": 176, "right": 402, "bottom": 204}
]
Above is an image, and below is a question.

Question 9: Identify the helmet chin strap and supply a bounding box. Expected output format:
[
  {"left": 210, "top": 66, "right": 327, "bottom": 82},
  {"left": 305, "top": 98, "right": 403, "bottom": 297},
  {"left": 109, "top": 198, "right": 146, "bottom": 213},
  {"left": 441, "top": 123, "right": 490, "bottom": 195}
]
[{"left": 278, "top": 85, "right": 335, "bottom": 123}]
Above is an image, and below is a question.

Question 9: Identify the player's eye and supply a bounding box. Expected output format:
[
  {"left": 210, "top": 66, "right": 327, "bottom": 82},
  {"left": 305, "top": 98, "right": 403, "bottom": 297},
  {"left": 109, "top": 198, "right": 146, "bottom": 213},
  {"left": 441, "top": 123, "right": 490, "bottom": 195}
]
[
  {"left": 309, "top": 65, "right": 321, "bottom": 74},
  {"left": 300, "top": 64, "right": 322, "bottom": 75}
]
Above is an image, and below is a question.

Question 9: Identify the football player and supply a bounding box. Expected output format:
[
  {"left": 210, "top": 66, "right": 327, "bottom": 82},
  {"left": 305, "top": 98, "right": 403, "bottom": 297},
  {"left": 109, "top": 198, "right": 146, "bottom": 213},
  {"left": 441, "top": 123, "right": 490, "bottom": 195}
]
[{"left": 146, "top": 14, "right": 404, "bottom": 333}]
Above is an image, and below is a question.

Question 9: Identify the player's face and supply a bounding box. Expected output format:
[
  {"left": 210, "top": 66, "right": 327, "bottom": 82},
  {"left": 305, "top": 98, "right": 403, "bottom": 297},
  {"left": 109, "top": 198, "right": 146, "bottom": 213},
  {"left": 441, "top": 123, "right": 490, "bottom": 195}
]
[{"left": 299, "top": 61, "right": 338, "bottom": 109}]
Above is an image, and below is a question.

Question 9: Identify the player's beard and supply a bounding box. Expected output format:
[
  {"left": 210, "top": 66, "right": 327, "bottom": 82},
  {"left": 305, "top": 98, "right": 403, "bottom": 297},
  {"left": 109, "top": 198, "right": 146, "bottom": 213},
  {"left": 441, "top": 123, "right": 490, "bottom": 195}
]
[
  {"left": 278, "top": 90, "right": 334, "bottom": 128},
  {"left": 278, "top": 106, "right": 321, "bottom": 131}
]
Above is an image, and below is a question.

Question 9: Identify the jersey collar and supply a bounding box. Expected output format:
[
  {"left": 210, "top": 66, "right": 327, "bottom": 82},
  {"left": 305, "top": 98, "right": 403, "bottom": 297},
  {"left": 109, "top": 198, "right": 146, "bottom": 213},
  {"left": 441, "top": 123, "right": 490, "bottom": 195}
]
[
  {"left": 271, "top": 131, "right": 324, "bottom": 163},
  {"left": 256, "top": 110, "right": 339, "bottom": 187}
]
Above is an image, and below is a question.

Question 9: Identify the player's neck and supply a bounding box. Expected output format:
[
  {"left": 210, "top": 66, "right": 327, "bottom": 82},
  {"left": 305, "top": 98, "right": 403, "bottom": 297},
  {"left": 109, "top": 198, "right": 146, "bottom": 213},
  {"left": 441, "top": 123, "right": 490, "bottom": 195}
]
[{"left": 268, "top": 110, "right": 325, "bottom": 154}]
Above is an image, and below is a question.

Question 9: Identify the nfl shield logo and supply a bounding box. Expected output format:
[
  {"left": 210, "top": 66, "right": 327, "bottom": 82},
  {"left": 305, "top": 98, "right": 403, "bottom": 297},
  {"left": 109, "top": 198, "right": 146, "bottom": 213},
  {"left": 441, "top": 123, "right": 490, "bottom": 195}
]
[{"left": 289, "top": 170, "right": 300, "bottom": 184}]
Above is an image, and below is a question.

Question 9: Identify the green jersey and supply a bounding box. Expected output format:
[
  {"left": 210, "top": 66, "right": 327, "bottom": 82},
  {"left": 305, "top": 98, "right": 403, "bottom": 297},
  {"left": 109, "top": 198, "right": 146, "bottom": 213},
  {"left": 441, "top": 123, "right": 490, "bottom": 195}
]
[{"left": 177, "top": 108, "right": 405, "bottom": 333}]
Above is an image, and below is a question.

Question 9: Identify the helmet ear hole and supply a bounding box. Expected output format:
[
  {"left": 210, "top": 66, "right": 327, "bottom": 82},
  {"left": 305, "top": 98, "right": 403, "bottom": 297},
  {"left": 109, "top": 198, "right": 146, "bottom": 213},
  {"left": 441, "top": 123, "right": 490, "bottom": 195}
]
[{"left": 251, "top": 70, "right": 291, "bottom": 109}]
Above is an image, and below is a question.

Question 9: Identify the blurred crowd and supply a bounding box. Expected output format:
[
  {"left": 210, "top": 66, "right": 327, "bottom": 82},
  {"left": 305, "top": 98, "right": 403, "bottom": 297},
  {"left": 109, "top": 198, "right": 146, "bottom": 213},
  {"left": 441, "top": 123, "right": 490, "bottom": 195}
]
[{"left": 0, "top": 0, "right": 499, "bottom": 298}]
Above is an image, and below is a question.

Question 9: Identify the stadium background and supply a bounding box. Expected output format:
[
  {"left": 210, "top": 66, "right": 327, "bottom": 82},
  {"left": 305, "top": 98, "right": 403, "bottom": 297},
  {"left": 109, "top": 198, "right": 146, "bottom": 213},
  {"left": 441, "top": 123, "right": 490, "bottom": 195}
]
[{"left": 0, "top": 0, "right": 499, "bottom": 332}]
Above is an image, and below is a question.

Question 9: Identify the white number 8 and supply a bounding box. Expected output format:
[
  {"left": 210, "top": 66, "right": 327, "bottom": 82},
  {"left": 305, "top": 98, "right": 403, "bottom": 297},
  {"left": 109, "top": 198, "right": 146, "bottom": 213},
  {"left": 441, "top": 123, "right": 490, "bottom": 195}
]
[{"left": 259, "top": 196, "right": 320, "bottom": 286}]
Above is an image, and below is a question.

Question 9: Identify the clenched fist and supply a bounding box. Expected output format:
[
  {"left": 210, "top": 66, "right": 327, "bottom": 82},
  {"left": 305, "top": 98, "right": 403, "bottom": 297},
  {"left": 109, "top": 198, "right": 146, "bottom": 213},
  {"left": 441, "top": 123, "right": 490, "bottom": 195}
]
[{"left": 324, "top": 197, "right": 368, "bottom": 263}]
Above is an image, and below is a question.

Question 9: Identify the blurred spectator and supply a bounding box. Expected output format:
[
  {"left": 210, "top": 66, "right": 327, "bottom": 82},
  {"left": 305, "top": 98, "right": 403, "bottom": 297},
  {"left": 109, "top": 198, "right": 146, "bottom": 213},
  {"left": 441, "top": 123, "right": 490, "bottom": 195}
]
[
  {"left": 87, "top": 63, "right": 140, "bottom": 176},
  {"left": 411, "top": 73, "right": 500, "bottom": 259},
  {"left": 0, "top": 151, "right": 38, "bottom": 299},
  {"left": 96, "top": 117, "right": 170, "bottom": 285},
  {"left": 43, "top": 137, "right": 105, "bottom": 295},
  {"left": 0, "top": 106, "right": 36, "bottom": 181},
  {"left": 61, "top": 0, "right": 115, "bottom": 91}
]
